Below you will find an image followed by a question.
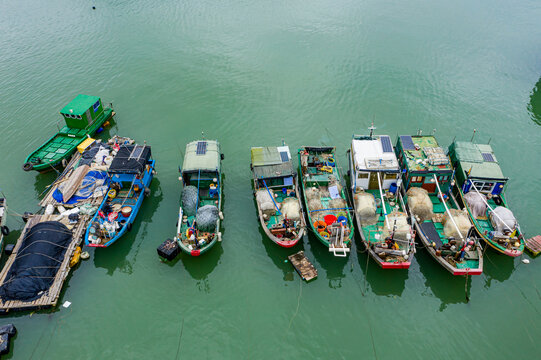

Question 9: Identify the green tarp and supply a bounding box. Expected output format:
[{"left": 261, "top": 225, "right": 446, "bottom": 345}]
[
  {"left": 251, "top": 146, "right": 294, "bottom": 179},
  {"left": 182, "top": 140, "right": 220, "bottom": 172}
]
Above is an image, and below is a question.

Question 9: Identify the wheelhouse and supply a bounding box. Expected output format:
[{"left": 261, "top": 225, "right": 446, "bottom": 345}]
[{"left": 59, "top": 94, "right": 105, "bottom": 130}]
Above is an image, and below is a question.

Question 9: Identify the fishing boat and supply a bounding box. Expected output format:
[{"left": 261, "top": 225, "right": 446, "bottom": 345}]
[
  {"left": 23, "top": 95, "right": 114, "bottom": 172},
  {"left": 0, "top": 197, "right": 8, "bottom": 257},
  {"left": 85, "top": 143, "right": 155, "bottom": 247},
  {"left": 251, "top": 144, "right": 305, "bottom": 248},
  {"left": 347, "top": 131, "right": 415, "bottom": 268},
  {"left": 298, "top": 146, "right": 354, "bottom": 257},
  {"left": 175, "top": 140, "right": 224, "bottom": 256},
  {"left": 396, "top": 135, "right": 483, "bottom": 275},
  {"left": 448, "top": 140, "right": 524, "bottom": 256}
]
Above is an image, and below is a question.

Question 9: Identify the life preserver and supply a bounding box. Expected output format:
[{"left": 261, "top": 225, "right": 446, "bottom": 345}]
[
  {"left": 320, "top": 166, "right": 333, "bottom": 173},
  {"left": 313, "top": 220, "right": 327, "bottom": 232},
  {"left": 107, "top": 189, "right": 117, "bottom": 199},
  {"left": 320, "top": 231, "right": 330, "bottom": 239}
]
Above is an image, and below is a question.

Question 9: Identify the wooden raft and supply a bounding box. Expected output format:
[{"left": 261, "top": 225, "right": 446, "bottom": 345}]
[
  {"left": 0, "top": 214, "right": 88, "bottom": 313},
  {"left": 525, "top": 236, "right": 541, "bottom": 256},
  {"left": 288, "top": 251, "right": 317, "bottom": 282}
]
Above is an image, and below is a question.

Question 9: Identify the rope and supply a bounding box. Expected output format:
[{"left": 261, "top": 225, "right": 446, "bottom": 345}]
[
  {"left": 288, "top": 276, "right": 302, "bottom": 330},
  {"left": 263, "top": 179, "right": 281, "bottom": 215}
]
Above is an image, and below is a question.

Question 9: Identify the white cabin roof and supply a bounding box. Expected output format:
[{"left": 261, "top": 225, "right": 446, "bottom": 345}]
[{"left": 352, "top": 136, "right": 399, "bottom": 171}]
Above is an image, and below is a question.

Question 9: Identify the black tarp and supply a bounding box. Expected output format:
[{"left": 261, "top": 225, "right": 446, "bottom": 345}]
[
  {"left": 0, "top": 221, "right": 72, "bottom": 302},
  {"left": 108, "top": 145, "right": 151, "bottom": 174}
]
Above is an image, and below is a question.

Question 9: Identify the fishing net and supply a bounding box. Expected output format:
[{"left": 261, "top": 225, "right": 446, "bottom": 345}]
[
  {"left": 354, "top": 192, "right": 377, "bottom": 226},
  {"left": 329, "top": 198, "right": 346, "bottom": 209},
  {"left": 463, "top": 191, "right": 487, "bottom": 219},
  {"left": 281, "top": 197, "right": 301, "bottom": 221},
  {"left": 490, "top": 206, "right": 517, "bottom": 234},
  {"left": 443, "top": 209, "right": 471, "bottom": 239},
  {"left": 406, "top": 187, "right": 433, "bottom": 221},
  {"left": 256, "top": 189, "right": 276, "bottom": 216},
  {"left": 196, "top": 205, "right": 219, "bottom": 232},
  {"left": 308, "top": 198, "right": 323, "bottom": 210},
  {"left": 182, "top": 186, "right": 198, "bottom": 216},
  {"left": 381, "top": 211, "right": 410, "bottom": 241},
  {"left": 305, "top": 187, "right": 320, "bottom": 201}
]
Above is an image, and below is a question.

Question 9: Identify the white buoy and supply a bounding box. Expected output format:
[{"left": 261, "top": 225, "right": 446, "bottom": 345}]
[
  {"left": 522, "top": 259, "right": 530, "bottom": 264},
  {"left": 217, "top": 232, "right": 222, "bottom": 242}
]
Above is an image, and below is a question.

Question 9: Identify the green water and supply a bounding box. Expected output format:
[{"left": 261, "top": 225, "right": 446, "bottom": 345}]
[{"left": 1, "top": 0, "right": 541, "bottom": 358}]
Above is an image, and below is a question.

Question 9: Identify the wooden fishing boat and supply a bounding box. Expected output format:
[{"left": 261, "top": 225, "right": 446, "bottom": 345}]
[
  {"left": 298, "top": 146, "right": 354, "bottom": 257},
  {"left": 251, "top": 144, "right": 305, "bottom": 248},
  {"left": 347, "top": 131, "right": 415, "bottom": 269},
  {"left": 396, "top": 135, "right": 483, "bottom": 275},
  {"left": 23, "top": 95, "right": 114, "bottom": 172},
  {"left": 85, "top": 143, "right": 155, "bottom": 247},
  {"left": 448, "top": 140, "right": 524, "bottom": 257},
  {"left": 175, "top": 140, "right": 224, "bottom": 256},
  {"left": 0, "top": 197, "right": 9, "bottom": 258}
]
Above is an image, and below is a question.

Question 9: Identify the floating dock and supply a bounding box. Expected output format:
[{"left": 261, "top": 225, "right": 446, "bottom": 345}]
[
  {"left": 288, "top": 251, "right": 318, "bottom": 282},
  {"left": 525, "top": 236, "right": 541, "bottom": 256}
]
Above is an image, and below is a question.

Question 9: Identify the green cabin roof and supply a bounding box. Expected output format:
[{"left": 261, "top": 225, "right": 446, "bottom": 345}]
[
  {"left": 448, "top": 141, "right": 506, "bottom": 181},
  {"left": 60, "top": 94, "right": 100, "bottom": 116},
  {"left": 182, "top": 140, "right": 221, "bottom": 173},
  {"left": 398, "top": 135, "right": 453, "bottom": 173},
  {"left": 251, "top": 146, "right": 294, "bottom": 179}
]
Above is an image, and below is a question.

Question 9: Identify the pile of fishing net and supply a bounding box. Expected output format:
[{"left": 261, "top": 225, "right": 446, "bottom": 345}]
[
  {"left": 381, "top": 211, "right": 410, "bottom": 240},
  {"left": 463, "top": 191, "right": 487, "bottom": 218},
  {"left": 442, "top": 209, "right": 471, "bottom": 239},
  {"left": 305, "top": 187, "right": 320, "bottom": 200},
  {"left": 256, "top": 189, "right": 276, "bottom": 216},
  {"left": 354, "top": 192, "right": 377, "bottom": 226},
  {"left": 490, "top": 206, "right": 517, "bottom": 234},
  {"left": 196, "top": 205, "right": 219, "bottom": 232},
  {"left": 281, "top": 197, "right": 301, "bottom": 221},
  {"left": 406, "top": 187, "right": 433, "bottom": 221},
  {"left": 182, "top": 186, "right": 199, "bottom": 216}
]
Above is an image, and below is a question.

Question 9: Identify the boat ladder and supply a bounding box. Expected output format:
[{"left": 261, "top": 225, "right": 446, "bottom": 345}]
[{"left": 329, "top": 224, "right": 349, "bottom": 257}]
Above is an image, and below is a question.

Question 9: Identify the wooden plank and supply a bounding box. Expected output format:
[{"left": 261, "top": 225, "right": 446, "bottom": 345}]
[
  {"left": 526, "top": 235, "right": 541, "bottom": 256},
  {"left": 288, "top": 251, "right": 318, "bottom": 282}
]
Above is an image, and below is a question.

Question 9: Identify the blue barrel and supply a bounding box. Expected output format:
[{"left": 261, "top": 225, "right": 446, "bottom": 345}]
[
  {"left": 389, "top": 182, "right": 397, "bottom": 194},
  {"left": 337, "top": 216, "right": 347, "bottom": 225}
]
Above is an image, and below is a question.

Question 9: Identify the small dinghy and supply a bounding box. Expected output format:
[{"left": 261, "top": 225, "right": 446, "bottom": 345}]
[
  {"left": 175, "top": 140, "right": 224, "bottom": 256},
  {"left": 85, "top": 143, "right": 155, "bottom": 247},
  {"left": 251, "top": 144, "right": 305, "bottom": 248},
  {"left": 347, "top": 131, "right": 415, "bottom": 269},
  {"left": 397, "top": 135, "right": 483, "bottom": 275},
  {"left": 298, "top": 146, "right": 354, "bottom": 257}
]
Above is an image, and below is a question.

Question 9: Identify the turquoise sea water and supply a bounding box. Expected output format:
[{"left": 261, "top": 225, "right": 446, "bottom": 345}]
[{"left": 1, "top": 0, "right": 541, "bottom": 358}]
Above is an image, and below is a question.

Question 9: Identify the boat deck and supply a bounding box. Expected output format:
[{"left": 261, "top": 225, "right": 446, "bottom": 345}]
[
  {"left": 0, "top": 214, "right": 87, "bottom": 313},
  {"left": 288, "top": 251, "right": 317, "bottom": 281}
]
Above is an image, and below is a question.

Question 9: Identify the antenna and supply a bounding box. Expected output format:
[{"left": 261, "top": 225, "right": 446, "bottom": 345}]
[
  {"left": 201, "top": 131, "right": 205, "bottom": 140},
  {"left": 432, "top": 128, "right": 436, "bottom": 135},
  {"left": 368, "top": 120, "right": 376, "bottom": 138},
  {"left": 470, "top": 129, "right": 476, "bottom": 142},
  {"left": 487, "top": 137, "right": 491, "bottom": 145},
  {"left": 452, "top": 136, "right": 456, "bottom": 143}
]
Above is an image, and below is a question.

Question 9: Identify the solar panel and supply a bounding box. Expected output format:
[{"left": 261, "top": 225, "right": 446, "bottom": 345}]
[
  {"left": 400, "top": 135, "right": 416, "bottom": 150},
  {"left": 279, "top": 151, "right": 289, "bottom": 162},
  {"left": 481, "top": 152, "right": 495, "bottom": 162},
  {"left": 196, "top": 141, "right": 207, "bottom": 155},
  {"left": 380, "top": 136, "right": 393, "bottom": 153}
]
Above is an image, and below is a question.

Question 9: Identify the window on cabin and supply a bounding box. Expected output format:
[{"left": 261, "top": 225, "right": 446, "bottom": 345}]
[
  {"left": 411, "top": 176, "right": 423, "bottom": 183},
  {"left": 437, "top": 175, "right": 448, "bottom": 181},
  {"left": 357, "top": 173, "right": 368, "bottom": 179},
  {"left": 384, "top": 173, "right": 396, "bottom": 180},
  {"left": 76, "top": 115, "right": 82, "bottom": 119},
  {"left": 473, "top": 181, "right": 494, "bottom": 193},
  {"left": 93, "top": 100, "right": 100, "bottom": 112}
]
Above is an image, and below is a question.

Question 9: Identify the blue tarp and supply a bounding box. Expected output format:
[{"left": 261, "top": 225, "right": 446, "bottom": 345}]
[{"left": 53, "top": 170, "right": 108, "bottom": 204}]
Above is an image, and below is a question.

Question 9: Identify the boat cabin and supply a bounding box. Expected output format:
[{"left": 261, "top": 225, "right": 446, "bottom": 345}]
[
  {"left": 181, "top": 140, "right": 222, "bottom": 195},
  {"left": 448, "top": 141, "right": 508, "bottom": 195},
  {"left": 251, "top": 146, "right": 295, "bottom": 188},
  {"left": 349, "top": 135, "right": 399, "bottom": 192},
  {"left": 395, "top": 135, "right": 453, "bottom": 194},
  {"left": 59, "top": 94, "right": 104, "bottom": 130}
]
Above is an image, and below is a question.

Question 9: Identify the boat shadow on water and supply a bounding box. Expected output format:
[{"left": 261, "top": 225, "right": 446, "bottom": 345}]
[
  {"left": 92, "top": 178, "right": 162, "bottom": 276},
  {"left": 259, "top": 224, "right": 305, "bottom": 282},
  {"left": 416, "top": 245, "right": 472, "bottom": 311},
  {"left": 356, "top": 240, "right": 408, "bottom": 297},
  {"left": 482, "top": 250, "right": 516, "bottom": 287},
  {"left": 528, "top": 77, "right": 541, "bottom": 125},
  {"left": 307, "top": 231, "right": 347, "bottom": 289},
  {"left": 178, "top": 244, "right": 223, "bottom": 292}
]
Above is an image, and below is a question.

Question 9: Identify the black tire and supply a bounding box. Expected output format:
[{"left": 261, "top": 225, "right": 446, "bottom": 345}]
[
  {"left": 62, "top": 158, "right": 68, "bottom": 167},
  {"left": 1, "top": 226, "right": 8, "bottom": 236},
  {"left": 22, "top": 162, "right": 33, "bottom": 171},
  {"left": 127, "top": 223, "right": 132, "bottom": 232},
  {"left": 22, "top": 212, "right": 33, "bottom": 223}
]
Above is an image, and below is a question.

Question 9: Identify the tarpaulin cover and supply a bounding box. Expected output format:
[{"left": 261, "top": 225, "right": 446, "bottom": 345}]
[
  {"left": 108, "top": 145, "right": 151, "bottom": 174},
  {"left": 52, "top": 170, "right": 108, "bottom": 204},
  {"left": 0, "top": 221, "right": 72, "bottom": 302}
]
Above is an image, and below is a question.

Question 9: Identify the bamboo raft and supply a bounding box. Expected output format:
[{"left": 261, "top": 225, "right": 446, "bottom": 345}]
[
  {"left": 288, "top": 251, "right": 318, "bottom": 282},
  {"left": 0, "top": 214, "right": 88, "bottom": 312},
  {"left": 525, "top": 236, "right": 541, "bottom": 256}
]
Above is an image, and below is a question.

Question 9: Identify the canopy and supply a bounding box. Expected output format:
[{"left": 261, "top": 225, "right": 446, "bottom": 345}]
[
  {"left": 0, "top": 221, "right": 72, "bottom": 301},
  {"left": 251, "top": 146, "right": 294, "bottom": 179},
  {"left": 108, "top": 145, "right": 151, "bottom": 174},
  {"left": 182, "top": 140, "right": 220, "bottom": 173},
  {"left": 448, "top": 141, "right": 506, "bottom": 181}
]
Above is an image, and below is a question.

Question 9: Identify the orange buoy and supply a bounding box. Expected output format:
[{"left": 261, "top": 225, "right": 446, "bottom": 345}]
[{"left": 313, "top": 220, "right": 327, "bottom": 232}]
